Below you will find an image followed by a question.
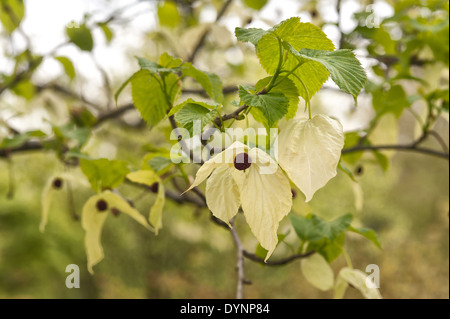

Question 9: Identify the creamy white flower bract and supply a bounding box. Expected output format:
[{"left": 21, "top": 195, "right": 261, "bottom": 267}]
[
  {"left": 277, "top": 114, "right": 345, "bottom": 202},
  {"left": 186, "top": 141, "right": 292, "bottom": 260}
]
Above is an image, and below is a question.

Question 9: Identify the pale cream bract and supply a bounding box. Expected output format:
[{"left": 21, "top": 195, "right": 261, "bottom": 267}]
[
  {"left": 277, "top": 114, "right": 345, "bottom": 202},
  {"left": 186, "top": 141, "right": 292, "bottom": 260}
]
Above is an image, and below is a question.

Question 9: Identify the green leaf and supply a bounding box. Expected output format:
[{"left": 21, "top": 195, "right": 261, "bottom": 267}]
[
  {"left": 290, "top": 213, "right": 353, "bottom": 242},
  {"left": 174, "top": 102, "right": 218, "bottom": 135},
  {"left": 372, "top": 85, "right": 410, "bottom": 118},
  {"left": 131, "top": 70, "right": 180, "bottom": 127},
  {"left": 137, "top": 56, "right": 182, "bottom": 74},
  {"left": 308, "top": 232, "right": 346, "bottom": 262},
  {"left": 168, "top": 98, "right": 218, "bottom": 117},
  {"left": 99, "top": 23, "right": 113, "bottom": 43},
  {"left": 348, "top": 226, "right": 382, "bottom": 249},
  {"left": 114, "top": 75, "right": 132, "bottom": 105},
  {"left": 243, "top": 0, "right": 268, "bottom": 10},
  {"left": 0, "top": 130, "right": 46, "bottom": 150},
  {"left": 66, "top": 23, "right": 94, "bottom": 51},
  {"left": 55, "top": 56, "right": 76, "bottom": 80},
  {"left": 80, "top": 158, "right": 130, "bottom": 192},
  {"left": 287, "top": 47, "right": 367, "bottom": 100},
  {"left": 157, "top": 1, "right": 181, "bottom": 29},
  {"left": 239, "top": 85, "right": 289, "bottom": 127},
  {"left": 255, "top": 76, "right": 299, "bottom": 119},
  {"left": 11, "top": 80, "right": 35, "bottom": 100},
  {"left": 0, "top": 0, "right": 25, "bottom": 33},
  {"left": 143, "top": 154, "right": 175, "bottom": 174},
  {"left": 182, "top": 63, "right": 224, "bottom": 103},
  {"left": 235, "top": 27, "right": 269, "bottom": 46}
]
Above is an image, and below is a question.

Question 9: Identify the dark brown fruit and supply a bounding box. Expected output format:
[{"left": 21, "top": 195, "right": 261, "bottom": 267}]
[
  {"left": 52, "top": 178, "right": 63, "bottom": 189},
  {"left": 111, "top": 208, "right": 120, "bottom": 217},
  {"left": 291, "top": 189, "right": 297, "bottom": 199},
  {"left": 96, "top": 199, "right": 108, "bottom": 212},
  {"left": 149, "top": 182, "right": 159, "bottom": 193},
  {"left": 234, "top": 153, "right": 251, "bottom": 171}
]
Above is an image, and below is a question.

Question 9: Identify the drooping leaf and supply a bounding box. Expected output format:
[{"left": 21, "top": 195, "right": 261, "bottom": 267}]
[
  {"left": 55, "top": 56, "right": 76, "bottom": 80},
  {"left": 301, "top": 253, "right": 335, "bottom": 291},
  {"left": 80, "top": 158, "right": 130, "bottom": 192},
  {"left": 348, "top": 226, "right": 382, "bottom": 249},
  {"left": 82, "top": 191, "right": 152, "bottom": 274},
  {"left": 98, "top": 23, "right": 113, "bottom": 43},
  {"left": 127, "top": 170, "right": 166, "bottom": 234},
  {"left": 239, "top": 148, "right": 292, "bottom": 260},
  {"left": 66, "top": 23, "right": 94, "bottom": 51},
  {"left": 277, "top": 115, "right": 345, "bottom": 202}
]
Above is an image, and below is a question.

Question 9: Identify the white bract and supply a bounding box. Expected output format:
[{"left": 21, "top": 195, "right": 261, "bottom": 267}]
[
  {"left": 186, "top": 141, "right": 292, "bottom": 260},
  {"left": 277, "top": 114, "right": 345, "bottom": 202}
]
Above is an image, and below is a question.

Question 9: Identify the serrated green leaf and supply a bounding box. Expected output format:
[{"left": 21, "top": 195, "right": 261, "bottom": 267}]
[
  {"left": 235, "top": 27, "right": 269, "bottom": 46},
  {"left": 0, "top": 0, "right": 24, "bottom": 33},
  {"left": 287, "top": 47, "right": 367, "bottom": 100},
  {"left": 159, "top": 52, "right": 183, "bottom": 68},
  {"left": 174, "top": 102, "right": 218, "bottom": 135},
  {"left": 157, "top": 1, "right": 181, "bottom": 29},
  {"left": 290, "top": 213, "right": 353, "bottom": 242},
  {"left": 182, "top": 63, "right": 224, "bottom": 103},
  {"left": 239, "top": 85, "right": 289, "bottom": 127},
  {"left": 301, "top": 253, "right": 335, "bottom": 291},
  {"left": 255, "top": 76, "right": 299, "bottom": 119},
  {"left": 131, "top": 70, "right": 180, "bottom": 127},
  {"left": 137, "top": 56, "right": 182, "bottom": 74},
  {"left": 348, "top": 226, "right": 382, "bottom": 249},
  {"left": 66, "top": 24, "right": 94, "bottom": 51},
  {"left": 80, "top": 158, "right": 130, "bottom": 192},
  {"left": 114, "top": 75, "right": 132, "bottom": 105},
  {"left": 168, "top": 98, "right": 218, "bottom": 117}
]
